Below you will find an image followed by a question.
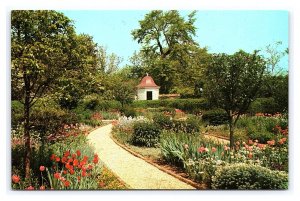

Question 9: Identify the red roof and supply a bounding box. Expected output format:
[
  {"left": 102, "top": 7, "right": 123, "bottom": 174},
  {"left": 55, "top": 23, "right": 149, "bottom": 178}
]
[{"left": 137, "top": 75, "right": 160, "bottom": 89}]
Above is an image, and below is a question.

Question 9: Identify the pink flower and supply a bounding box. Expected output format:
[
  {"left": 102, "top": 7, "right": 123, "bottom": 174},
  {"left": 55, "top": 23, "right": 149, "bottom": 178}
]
[
  {"left": 257, "top": 143, "right": 265, "bottom": 150},
  {"left": 197, "top": 146, "right": 206, "bottom": 153},
  {"left": 26, "top": 186, "right": 34, "bottom": 190},
  {"left": 248, "top": 152, "right": 253, "bottom": 159},
  {"left": 39, "top": 166, "right": 45, "bottom": 172},
  {"left": 247, "top": 146, "right": 253, "bottom": 152},
  {"left": 211, "top": 147, "right": 217, "bottom": 153},
  {"left": 224, "top": 145, "right": 229, "bottom": 151},
  {"left": 278, "top": 138, "right": 287, "bottom": 145},
  {"left": 12, "top": 175, "right": 20, "bottom": 183},
  {"left": 267, "top": 140, "right": 275, "bottom": 146}
]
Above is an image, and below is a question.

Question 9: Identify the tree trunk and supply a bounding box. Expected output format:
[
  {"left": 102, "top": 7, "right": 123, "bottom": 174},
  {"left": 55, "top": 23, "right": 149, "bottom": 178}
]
[
  {"left": 24, "top": 75, "right": 31, "bottom": 179},
  {"left": 229, "top": 113, "right": 234, "bottom": 150}
]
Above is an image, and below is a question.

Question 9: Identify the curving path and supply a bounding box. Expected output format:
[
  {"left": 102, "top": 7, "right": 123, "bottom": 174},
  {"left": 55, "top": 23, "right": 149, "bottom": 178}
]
[{"left": 87, "top": 124, "right": 195, "bottom": 190}]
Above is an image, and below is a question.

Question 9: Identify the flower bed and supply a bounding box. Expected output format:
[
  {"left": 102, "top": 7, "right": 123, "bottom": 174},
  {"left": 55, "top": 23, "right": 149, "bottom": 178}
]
[{"left": 11, "top": 125, "right": 127, "bottom": 190}]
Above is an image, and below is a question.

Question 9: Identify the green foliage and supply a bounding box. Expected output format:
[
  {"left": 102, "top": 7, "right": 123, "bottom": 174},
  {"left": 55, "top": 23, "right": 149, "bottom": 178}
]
[
  {"left": 212, "top": 163, "right": 288, "bottom": 190},
  {"left": 120, "top": 106, "right": 137, "bottom": 118},
  {"left": 132, "top": 122, "right": 161, "bottom": 147},
  {"left": 160, "top": 130, "right": 223, "bottom": 169},
  {"left": 12, "top": 143, "right": 53, "bottom": 183},
  {"left": 202, "top": 109, "right": 229, "bottom": 125},
  {"left": 133, "top": 98, "right": 209, "bottom": 112},
  {"left": 236, "top": 116, "right": 279, "bottom": 143},
  {"left": 82, "top": 94, "right": 121, "bottom": 111},
  {"left": 113, "top": 82, "right": 135, "bottom": 107},
  {"left": 248, "top": 97, "right": 278, "bottom": 114},
  {"left": 131, "top": 10, "right": 209, "bottom": 94},
  {"left": 205, "top": 50, "right": 266, "bottom": 114},
  {"left": 11, "top": 10, "right": 92, "bottom": 178},
  {"left": 100, "top": 111, "right": 119, "bottom": 120},
  {"left": 31, "top": 100, "right": 79, "bottom": 137},
  {"left": 153, "top": 113, "right": 173, "bottom": 130},
  {"left": 172, "top": 117, "right": 201, "bottom": 134},
  {"left": 11, "top": 100, "right": 24, "bottom": 128},
  {"left": 248, "top": 131, "right": 274, "bottom": 143},
  {"left": 257, "top": 74, "right": 288, "bottom": 113},
  {"left": 153, "top": 112, "right": 201, "bottom": 133},
  {"left": 204, "top": 50, "right": 266, "bottom": 147}
]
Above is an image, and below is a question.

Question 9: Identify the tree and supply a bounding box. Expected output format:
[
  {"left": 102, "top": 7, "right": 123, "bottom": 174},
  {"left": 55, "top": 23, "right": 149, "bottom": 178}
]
[
  {"left": 204, "top": 50, "right": 266, "bottom": 148},
  {"left": 56, "top": 34, "right": 100, "bottom": 109},
  {"left": 11, "top": 10, "right": 76, "bottom": 178},
  {"left": 132, "top": 10, "right": 205, "bottom": 94},
  {"left": 97, "top": 46, "right": 122, "bottom": 74},
  {"left": 264, "top": 41, "right": 288, "bottom": 74},
  {"left": 113, "top": 81, "right": 136, "bottom": 108},
  {"left": 256, "top": 41, "right": 288, "bottom": 113}
]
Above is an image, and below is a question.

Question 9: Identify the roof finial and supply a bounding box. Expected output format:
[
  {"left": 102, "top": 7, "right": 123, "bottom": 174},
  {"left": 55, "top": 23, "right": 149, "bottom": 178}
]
[{"left": 146, "top": 73, "right": 148, "bottom": 76}]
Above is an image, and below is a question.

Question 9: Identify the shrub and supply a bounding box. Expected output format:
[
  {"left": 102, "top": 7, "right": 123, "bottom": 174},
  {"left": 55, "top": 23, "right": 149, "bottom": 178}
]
[
  {"left": 153, "top": 113, "right": 173, "bottom": 130},
  {"left": 248, "top": 98, "right": 278, "bottom": 115},
  {"left": 31, "top": 101, "right": 79, "bottom": 138},
  {"left": 96, "top": 100, "right": 121, "bottom": 111},
  {"left": 235, "top": 116, "right": 279, "bottom": 143},
  {"left": 212, "top": 163, "right": 288, "bottom": 189},
  {"left": 100, "top": 111, "right": 119, "bottom": 120},
  {"left": 132, "top": 98, "right": 210, "bottom": 113},
  {"left": 248, "top": 130, "right": 274, "bottom": 143},
  {"left": 202, "top": 109, "right": 229, "bottom": 125},
  {"left": 171, "top": 98, "right": 210, "bottom": 113},
  {"left": 185, "top": 116, "right": 201, "bottom": 133},
  {"left": 131, "top": 122, "right": 161, "bottom": 147},
  {"left": 82, "top": 94, "right": 121, "bottom": 111},
  {"left": 120, "top": 106, "right": 136, "bottom": 118},
  {"left": 172, "top": 118, "right": 201, "bottom": 134}
]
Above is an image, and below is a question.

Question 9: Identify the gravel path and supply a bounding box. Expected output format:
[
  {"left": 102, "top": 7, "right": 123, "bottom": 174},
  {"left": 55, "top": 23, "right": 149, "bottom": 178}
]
[{"left": 87, "top": 124, "right": 195, "bottom": 190}]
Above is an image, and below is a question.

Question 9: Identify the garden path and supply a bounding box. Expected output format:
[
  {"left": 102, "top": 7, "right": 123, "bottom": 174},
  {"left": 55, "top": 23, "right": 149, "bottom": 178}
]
[{"left": 87, "top": 124, "right": 195, "bottom": 189}]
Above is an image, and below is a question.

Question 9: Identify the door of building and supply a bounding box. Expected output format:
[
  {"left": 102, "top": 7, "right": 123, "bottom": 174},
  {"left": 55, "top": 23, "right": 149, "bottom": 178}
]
[{"left": 146, "top": 91, "right": 152, "bottom": 100}]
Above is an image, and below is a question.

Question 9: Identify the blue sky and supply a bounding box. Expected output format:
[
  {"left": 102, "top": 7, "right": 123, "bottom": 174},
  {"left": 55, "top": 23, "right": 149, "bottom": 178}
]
[{"left": 62, "top": 10, "right": 288, "bottom": 69}]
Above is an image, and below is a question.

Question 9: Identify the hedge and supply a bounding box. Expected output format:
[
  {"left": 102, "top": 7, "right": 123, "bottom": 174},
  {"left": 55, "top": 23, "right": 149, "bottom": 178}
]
[
  {"left": 132, "top": 98, "right": 210, "bottom": 113},
  {"left": 202, "top": 109, "right": 229, "bottom": 125},
  {"left": 248, "top": 97, "right": 278, "bottom": 115}
]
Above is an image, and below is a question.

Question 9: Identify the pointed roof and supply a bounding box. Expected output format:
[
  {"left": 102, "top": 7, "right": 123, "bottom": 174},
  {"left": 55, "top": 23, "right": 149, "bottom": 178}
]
[{"left": 137, "top": 74, "right": 160, "bottom": 89}]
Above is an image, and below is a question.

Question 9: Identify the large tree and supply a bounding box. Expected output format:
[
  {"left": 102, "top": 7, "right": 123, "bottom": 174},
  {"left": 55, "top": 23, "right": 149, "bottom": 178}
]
[
  {"left": 204, "top": 50, "right": 266, "bottom": 148},
  {"left": 132, "top": 10, "right": 206, "bottom": 94},
  {"left": 56, "top": 34, "right": 100, "bottom": 109},
  {"left": 11, "top": 10, "right": 76, "bottom": 178}
]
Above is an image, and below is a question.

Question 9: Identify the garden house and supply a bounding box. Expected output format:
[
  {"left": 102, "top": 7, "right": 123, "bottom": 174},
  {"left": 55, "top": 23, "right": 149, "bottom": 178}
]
[{"left": 136, "top": 74, "right": 160, "bottom": 100}]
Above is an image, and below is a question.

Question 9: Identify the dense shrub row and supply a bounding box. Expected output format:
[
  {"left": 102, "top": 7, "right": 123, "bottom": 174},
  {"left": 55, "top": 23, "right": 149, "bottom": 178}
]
[
  {"left": 82, "top": 94, "right": 121, "bottom": 111},
  {"left": 202, "top": 109, "right": 229, "bottom": 125},
  {"left": 132, "top": 98, "right": 210, "bottom": 113},
  {"left": 153, "top": 113, "right": 201, "bottom": 134},
  {"left": 248, "top": 97, "right": 279, "bottom": 115}
]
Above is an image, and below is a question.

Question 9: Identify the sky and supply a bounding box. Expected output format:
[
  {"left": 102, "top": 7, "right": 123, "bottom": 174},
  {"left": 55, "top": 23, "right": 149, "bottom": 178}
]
[{"left": 61, "top": 10, "right": 288, "bottom": 69}]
